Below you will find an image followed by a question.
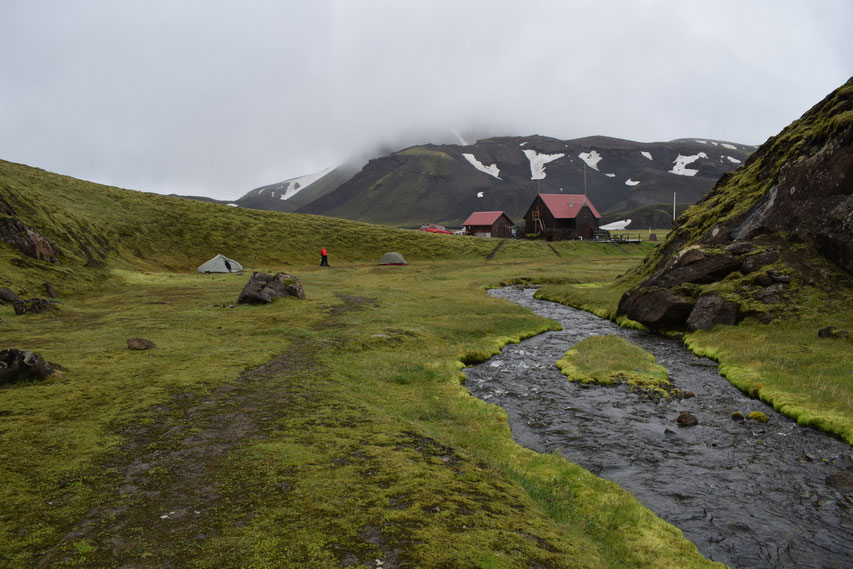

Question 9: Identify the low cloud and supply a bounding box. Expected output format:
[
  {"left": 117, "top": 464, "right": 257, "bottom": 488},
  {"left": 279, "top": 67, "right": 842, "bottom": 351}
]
[{"left": 1, "top": 0, "right": 851, "bottom": 200}]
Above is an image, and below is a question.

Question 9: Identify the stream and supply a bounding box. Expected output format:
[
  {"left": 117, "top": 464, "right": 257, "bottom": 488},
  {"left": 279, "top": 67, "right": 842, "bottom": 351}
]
[{"left": 463, "top": 287, "right": 853, "bottom": 569}]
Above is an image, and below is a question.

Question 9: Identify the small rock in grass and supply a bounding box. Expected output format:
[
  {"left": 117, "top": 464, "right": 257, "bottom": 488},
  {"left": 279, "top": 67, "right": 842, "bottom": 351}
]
[
  {"left": 818, "top": 326, "right": 850, "bottom": 339},
  {"left": 127, "top": 338, "right": 155, "bottom": 350}
]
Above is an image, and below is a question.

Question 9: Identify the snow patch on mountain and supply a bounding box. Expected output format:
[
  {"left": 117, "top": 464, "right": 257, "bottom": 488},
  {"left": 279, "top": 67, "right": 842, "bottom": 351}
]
[
  {"left": 605, "top": 173, "right": 616, "bottom": 178},
  {"left": 641, "top": 151, "right": 653, "bottom": 160},
  {"left": 669, "top": 152, "right": 708, "bottom": 176},
  {"left": 695, "top": 140, "right": 707, "bottom": 144},
  {"left": 726, "top": 156, "right": 742, "bottom": 164},
  {"left": 477, "top": 191, "right": 484, "bottom": 198},
  {"left": 463, "top": 153, "right": 501, "bottom": 179},
  {"left": 721, "top": 143, "right": 737, "bottom": 150},
  {"left": 625, "top": 179, "right": 640, "bottom": 186},
  {"left": 578, "top": 150, "right": 602, "bottom": 171},
  {"left": 523, "top": 149, "right": 564, "bottom": 180}
]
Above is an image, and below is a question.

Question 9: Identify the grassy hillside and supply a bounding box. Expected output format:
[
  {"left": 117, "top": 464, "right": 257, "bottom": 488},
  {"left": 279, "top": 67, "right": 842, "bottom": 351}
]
[
  {"left": 1, "top": 158, "right": 543, "bottom": 296},
  {"left": 0, "top": 160, "right": 722, "bottom": 568}
]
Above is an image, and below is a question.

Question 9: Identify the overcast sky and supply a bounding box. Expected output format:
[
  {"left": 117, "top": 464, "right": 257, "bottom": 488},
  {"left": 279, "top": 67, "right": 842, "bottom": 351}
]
[{"left": 1, "top": 1, "right": 851, "bottom": 200}]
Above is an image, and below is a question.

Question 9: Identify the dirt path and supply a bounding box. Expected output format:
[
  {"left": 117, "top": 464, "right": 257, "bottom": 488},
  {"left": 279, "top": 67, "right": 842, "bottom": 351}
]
[{"left": 38, "top": 337, "right": 319, "bottom": 567}]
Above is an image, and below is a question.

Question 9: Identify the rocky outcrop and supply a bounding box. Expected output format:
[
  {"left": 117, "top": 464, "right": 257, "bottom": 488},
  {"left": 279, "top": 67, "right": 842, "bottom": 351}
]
[
  {"left": 641, "top": 249, "right": 741, "bottom": 289},
  {"left": 13, "top": 298, "right": 56, "bottom": 314},
  {"left": 0, "top": 349, "right": 54, "bottom": 385},
  {"left": 731, "top": 125, "right": 853, "bottom": 274},
  {"left": 238, "top": 272, "right": 305, "bottom": 304},
  {"left": 0, "top": 217, "right": 60, "bottom": 263},
  {"left": 618, "top": 287, "right": 693, "bottom": 328},
  {"left": 686, "top": 293, "right": 740, "bottom": 331},
  {"left": 0, "top": 287, "right": 22, "bottom": 304},
  {"left": 616, "top": 78, "right": 853, "bottom": 330}
]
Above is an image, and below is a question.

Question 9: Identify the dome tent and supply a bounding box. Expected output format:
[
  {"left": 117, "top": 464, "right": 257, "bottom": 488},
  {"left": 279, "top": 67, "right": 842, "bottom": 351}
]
[
  {"left": 198, "top": 254, "right": 243, "bottom": 273},
  {"left": 378, "top": 252, "right": 407, "bottom": 266}
]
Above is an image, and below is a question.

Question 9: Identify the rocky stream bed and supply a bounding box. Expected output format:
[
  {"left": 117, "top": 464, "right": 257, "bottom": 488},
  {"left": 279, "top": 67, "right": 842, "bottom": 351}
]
[{"left": 463, "top": 287, "right": 853, "bottom": 569}]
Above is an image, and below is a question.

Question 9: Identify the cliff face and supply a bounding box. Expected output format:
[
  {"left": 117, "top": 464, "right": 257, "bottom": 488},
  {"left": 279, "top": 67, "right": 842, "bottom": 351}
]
[{"left": 617, "top": 78, "right": 853, "bottom": 331}]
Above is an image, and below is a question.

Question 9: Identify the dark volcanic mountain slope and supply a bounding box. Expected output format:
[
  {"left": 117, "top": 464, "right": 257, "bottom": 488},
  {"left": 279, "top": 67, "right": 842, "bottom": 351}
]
[
  {"left": 297, "top": 135, "right": 753, "bottom": 227},
  {"left": 617, "top": 77, "right": 853, "bottom": 330}
]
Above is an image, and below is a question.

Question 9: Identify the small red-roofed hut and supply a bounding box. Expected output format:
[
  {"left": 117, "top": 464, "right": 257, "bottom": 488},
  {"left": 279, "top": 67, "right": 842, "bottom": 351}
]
[{"left": 462, "top": 211, "right": 514, "bottom": 238}]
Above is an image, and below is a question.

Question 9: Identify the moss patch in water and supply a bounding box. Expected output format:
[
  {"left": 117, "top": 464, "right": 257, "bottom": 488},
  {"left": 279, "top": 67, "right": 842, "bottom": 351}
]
[
  {"left": 747, "top": 411, "right": 769, "bottom": 423},
  {"left": 555, "top": 335, "right": 671, "bottom": 396}
]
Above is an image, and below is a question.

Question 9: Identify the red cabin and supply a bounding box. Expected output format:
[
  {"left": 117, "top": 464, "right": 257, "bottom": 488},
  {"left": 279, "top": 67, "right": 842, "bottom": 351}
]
[
  {"left": 523, "top": 194, "right": 601, "bottom": 240},
  {"left": 462, "top": 211, "right": 514, "bottom": 238}
]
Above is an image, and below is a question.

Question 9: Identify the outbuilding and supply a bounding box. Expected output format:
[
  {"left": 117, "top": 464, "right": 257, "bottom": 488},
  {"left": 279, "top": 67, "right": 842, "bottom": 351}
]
[
  {"left": 462, "top": 211, "right": 514, "bottom": 238},
  {"left": 523, "top": 194, "right": 601, "bottom": 240}
]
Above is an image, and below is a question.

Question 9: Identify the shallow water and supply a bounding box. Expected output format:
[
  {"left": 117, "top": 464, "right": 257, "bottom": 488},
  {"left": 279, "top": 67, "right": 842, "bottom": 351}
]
[{"left": 463, "top": 287, "right": 853, "bottom": 569}]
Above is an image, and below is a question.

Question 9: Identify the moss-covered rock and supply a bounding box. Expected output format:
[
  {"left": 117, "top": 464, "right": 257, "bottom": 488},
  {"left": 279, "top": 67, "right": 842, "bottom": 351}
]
[{"left": 747, "top": 411, "right": 769, "bottom": 423}]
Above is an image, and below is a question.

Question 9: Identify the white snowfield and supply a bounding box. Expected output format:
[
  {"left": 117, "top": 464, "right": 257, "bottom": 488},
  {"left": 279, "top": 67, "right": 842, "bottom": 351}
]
[
  {"left": 605, "top": 173, "right": 616, "bottom": 178},
  {"left": 721, "top": 143, "right": 737, "bottom": 150},
  {"left": 727, "top": 156, "right": 742, "bottom": 164},
  {"left": 641, "top": 151, "right": 653, "bottom": 160},
  {"left": 625, "top": 179, "right": 640, "bottom": 186},
  {"left": 578, "top": 150, "right": 602, "bottom": 171},
  {"left": 255, "top": 167, "right": 334, "bottom": 201},
  {"left": 477, "top": 191, "right": 484, "bottom": 198},
  {"left": 523, "top": 149, "right": 564, "bottom": 180},
  {"left": 600, "top": 219, "right": 631, "bottom": 230},
  {"left": 669, "top": 152, "right": 708, "bottom": 176},
  {"left": 462, "top": 153, "right": 501, "bottom": 179},
  {"left": 281, "top": 166, "right": 333, "bottom": 200}
]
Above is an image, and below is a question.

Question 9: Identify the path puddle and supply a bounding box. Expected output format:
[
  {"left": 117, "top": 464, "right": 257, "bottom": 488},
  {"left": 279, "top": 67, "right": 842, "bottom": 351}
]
[{"left": 464, "top": 287, "right": 853, "bottom": 569}]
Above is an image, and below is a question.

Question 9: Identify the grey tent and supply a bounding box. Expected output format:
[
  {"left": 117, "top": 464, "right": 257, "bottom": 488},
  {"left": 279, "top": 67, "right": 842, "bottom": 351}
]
[
  {"left": 198, "top": 254, "right": 243, "bottom": 273},
  {"left": 378, "top": 252, "right": 407, "bottom": 266}
]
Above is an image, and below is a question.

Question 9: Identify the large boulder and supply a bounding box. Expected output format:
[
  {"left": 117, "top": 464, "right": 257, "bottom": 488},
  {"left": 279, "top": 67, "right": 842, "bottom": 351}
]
[
  {"left": 686, "top": 293, "right": 740, "bottom": 331},
  {"left": 13, "top": 298, "right": 56, "bottom": 315},
  {"left": 0, "top": 349, "right": 54, "bottom": 385},
  {"left": 618, "top": 287, "right": 693, "bottom": 329},
  {"left": 642, "top": 251, "right": 741, "bottom": 289},
  {"left": 238, "top": 272, "right": 305, "bottom": 304},
  {"left": 0, "top": 287, "right": 22, "bottom": 304}
]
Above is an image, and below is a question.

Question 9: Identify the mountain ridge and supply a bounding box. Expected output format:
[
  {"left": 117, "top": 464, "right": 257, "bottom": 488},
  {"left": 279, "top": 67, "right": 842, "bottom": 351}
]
[{"left": 294, "top": 134, "right": 754, "bottom": 227}]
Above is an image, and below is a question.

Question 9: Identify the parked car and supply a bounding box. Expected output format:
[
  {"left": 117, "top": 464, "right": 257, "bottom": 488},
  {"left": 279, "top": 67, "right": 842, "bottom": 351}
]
[
  {"left": 453, "top": 229, "right": 467, "bottom": 235},
  {"left": 419, "top": 224, "right": 452, "bottom": 234}
]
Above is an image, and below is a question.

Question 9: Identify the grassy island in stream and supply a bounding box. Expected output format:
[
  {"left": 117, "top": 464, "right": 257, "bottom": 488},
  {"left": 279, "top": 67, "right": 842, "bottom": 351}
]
[{"left": 556, "top": 335, "right": 671, "bottom": 396}]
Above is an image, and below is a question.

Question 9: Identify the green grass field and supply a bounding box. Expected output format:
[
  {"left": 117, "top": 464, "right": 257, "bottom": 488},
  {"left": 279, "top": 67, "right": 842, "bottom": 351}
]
[
  {"left": 3, "top": 155, "right": 849, "bottom": 568},
  {"left": 1, "top": 253, "right": 723, "bottom": 568}
]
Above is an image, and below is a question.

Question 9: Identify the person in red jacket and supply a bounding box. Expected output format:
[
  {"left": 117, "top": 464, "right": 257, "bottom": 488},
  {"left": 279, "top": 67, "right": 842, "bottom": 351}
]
[{"left": 320, "top": 247, "right": 329, "bottom": 266}]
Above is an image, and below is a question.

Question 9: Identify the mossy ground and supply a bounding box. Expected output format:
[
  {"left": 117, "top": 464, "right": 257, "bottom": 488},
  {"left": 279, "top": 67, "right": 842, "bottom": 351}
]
[
  {"left": 1, "top": 248, "right": 722, "bottom": 567},
  {"left": 555, "top": 335, "right": 671, "bottom": 396}
]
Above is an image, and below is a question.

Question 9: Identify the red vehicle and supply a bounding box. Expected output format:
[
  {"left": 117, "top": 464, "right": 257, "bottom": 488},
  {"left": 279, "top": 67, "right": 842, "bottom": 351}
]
[{"left": 419, "top": 224, "right": 452, "bottom": 234}]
